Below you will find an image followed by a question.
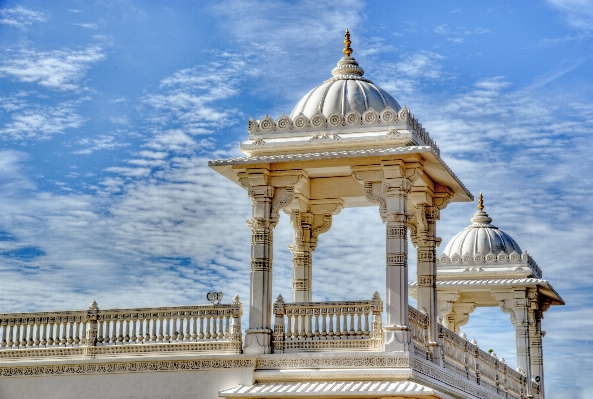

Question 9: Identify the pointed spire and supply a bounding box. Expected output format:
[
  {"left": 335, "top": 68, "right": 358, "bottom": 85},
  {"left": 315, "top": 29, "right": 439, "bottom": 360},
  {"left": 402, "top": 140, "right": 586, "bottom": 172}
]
[
  {"left": 331, "top": 29, "right": 365, "bottom": 78},
  {"left": 470, "top": 191, "right": 493, "bottom": 225},
  {"left": 343, "top": 28, "right": 353, "bottom": 57}
]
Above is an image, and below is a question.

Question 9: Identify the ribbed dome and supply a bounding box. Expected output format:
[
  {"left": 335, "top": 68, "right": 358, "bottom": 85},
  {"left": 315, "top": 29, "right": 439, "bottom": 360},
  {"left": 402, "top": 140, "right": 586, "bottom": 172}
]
[
  {"left": 290, "top": 43, "right": 400, "bottom": 119},
  {"left": 441, "top": 204, "right": 522, "bottom": 259}
]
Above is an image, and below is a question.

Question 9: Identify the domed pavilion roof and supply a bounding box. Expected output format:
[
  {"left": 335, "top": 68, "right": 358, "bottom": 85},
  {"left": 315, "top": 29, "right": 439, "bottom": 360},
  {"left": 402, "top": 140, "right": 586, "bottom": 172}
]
[
  {"left": 438, "top": 194, "right": 542, "bottom": 278},
  {"left": 289, "top": 53, "right": 401, "bottom": 120},
  {"left": 240, "top": 30, "right": 442, "bottom": 158}
]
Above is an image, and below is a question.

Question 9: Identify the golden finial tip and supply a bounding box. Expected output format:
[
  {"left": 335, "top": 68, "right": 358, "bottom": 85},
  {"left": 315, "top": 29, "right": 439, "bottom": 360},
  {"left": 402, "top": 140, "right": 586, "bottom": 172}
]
[
  {"left": 478, "top": 193, "right": 484, "bottom": 211},
  {"left": 343, "top": 28, "right": 353, "bottom": 57}
]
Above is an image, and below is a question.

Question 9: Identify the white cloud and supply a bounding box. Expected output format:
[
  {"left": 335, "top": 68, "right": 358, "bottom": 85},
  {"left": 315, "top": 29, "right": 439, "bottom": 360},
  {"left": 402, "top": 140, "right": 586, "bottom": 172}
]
[
  {"left": 0, "top": 45, "right": 105, "bottom": 91},
  {"left": 0, "top": 6, "right": 48, "bottom": 28},
  {"left": 143, "top": 56, "right": 253, "bottom": 134},
  {"left": 74, "top": 23, "right": 98, "bottom": 29},
  {"left": 74, "top": 135, "right": 130, "bottom": 155},
  {"left": 548, "top": 0, "right": 593, "bottom": 30},
  {"left": 0, "top": 99, "right": 86, "bottom": 140},
  {"left": 434, "top": 24, "right": 449, "bottom": 34}
]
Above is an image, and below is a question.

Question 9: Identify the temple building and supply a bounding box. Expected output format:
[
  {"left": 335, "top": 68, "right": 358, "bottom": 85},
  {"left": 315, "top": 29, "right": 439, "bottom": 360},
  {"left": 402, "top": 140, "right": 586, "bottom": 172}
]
[{"left": 0, "top": 30, "right": 562, "bottom": 399}]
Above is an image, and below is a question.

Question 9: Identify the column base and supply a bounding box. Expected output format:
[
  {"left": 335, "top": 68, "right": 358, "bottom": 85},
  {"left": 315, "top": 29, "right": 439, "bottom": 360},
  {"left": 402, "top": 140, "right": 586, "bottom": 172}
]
[
  {"left": 243, "top": 328, "right": 273, "bottom": 354},
  {"left": 383, "top": 326, "right": 411, "bottom": 352}
]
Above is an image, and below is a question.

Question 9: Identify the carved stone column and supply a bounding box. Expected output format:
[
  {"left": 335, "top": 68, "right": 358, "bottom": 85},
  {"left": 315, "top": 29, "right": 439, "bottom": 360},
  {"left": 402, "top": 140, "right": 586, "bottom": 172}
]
[
  {"left": 382, "top": 163, "right": 415, "bottom": 352},
  {"left": 413, "top": 202, "right": 441, "bottom": 362},
  {"left": 289, "top": 211, "right": 313, "bottom": 302},
  {"left": 288, "top": 200, "right": 342, "bottom": 302},
  {"left": 493, "top": 290, "right": 533, "bottom": 396},
  {"left": 244, "top": 181, "right": 275, "bottom": 354},
  {"left": 530, "top": 290, "right": 548, "bottom": 398}
]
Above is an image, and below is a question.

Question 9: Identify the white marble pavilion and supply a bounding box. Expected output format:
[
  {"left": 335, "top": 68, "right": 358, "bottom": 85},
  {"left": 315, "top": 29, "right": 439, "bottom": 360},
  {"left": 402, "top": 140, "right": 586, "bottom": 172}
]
[{"left": 0, "top": 30, "right": 562, "bottom": 399}]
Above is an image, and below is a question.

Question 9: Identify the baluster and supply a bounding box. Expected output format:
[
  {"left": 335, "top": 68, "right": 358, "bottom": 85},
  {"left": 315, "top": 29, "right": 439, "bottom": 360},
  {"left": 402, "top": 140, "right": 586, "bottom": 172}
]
[
  {"left": 218, "top": 313, "right": 224, "bottom": 339},
  {"left": 97, "top": 319, "right": 104, "bottom": 344},
  {"left": 314, "top": 312, "right": 320, "bottom": 338},
  {"left": 356, "top": 310, "right": 363, "bottom": 336},
  {"left": 124, "top": 315, "right": 130, "bottom": 343},
  {"left": 159, "top": 316, "right": 165, "bottom": 342},
  {"left": 117, "top": 316, "right": 124, "bottom": 343},
  {"left": 212, "top": 313, "right": 218, "bottom": 340},
  {"left": 306, "top": 312, "right": 313, "bottom": 338},
  {"left": 343, "top": 309, "right": 349, "bottom": 337},
  {"left": 179, "top": 313, "right": 185, "bottom": 341},
  {"left": 192, "top": 314, "right": 198, "bottom": 341},
  {"left": 130, "top": 315, "right": 137, "bottom": 343},
  {"left": 34, "top": 319, "right": 41, "bottom": 346},
  {"left": 0, "top": 322, "right": 5, "bottom": 347},
  {"left": 81, "top": 318, "right": 87, "bottom": 345},
  {"left": 60, "top": 316, "right": 69, "bottom": 346},
  {"left": 187, "top": 314, "right": 193, "bottom": 341},
  {"left": 205, "top": 314, "right": 211, "bottom": 340},
  {"left": 26, "top": 320, "right": 33, "bottom": 347},
  {"left": 223, "top": 314, "right": 230, "bottom": 340},
  {"left": 176, "top": 314, "right": 181, "bottom": 341},
  {"left": 40, "top": 319, "right": 47, "bottom": 347},
  {"left": 348, "top": 309, "right": 355, "bottom": 337},
  {"left": 110, "top": 317, "right": 117, "bottom": 344},
  {"left": 334, "top": 313, "right": 341, "bottom": 338},
  {"left": 73, "top": 319, "right": 80, "bottom": 345},
  {"left": 199, "top": 315, "right": 205, "bottom": 340},
  {"left": 299, "top": 312, "right": 306, "bottom": 339},
  {"left": 151, "top": 315, "right": 157, "bottom": 342},
  {"left": 67, "top": 318, "right": 74, "bottom": 346},
  {"left": 327, "top": 312, "right": 334, "bottom": 337},
  {"left": 175, "top": 314, "right": 182, "bottom": 341},
  {"left": 170, "top": 314, "right": 176, "bottom": 341},
  {"left": 53, "top": 319, "right": 60, "bottom": 346},
  {"left": 19, "top": 319, "right": 27, "bottom": 346},
  {"left": 14, "top": 322, "right": 21, "bottom": 348},
  {"left": 320, "top": 312, "right": 327, "bottom": 338},
  {"left": 284, "top": 312, "right": 292, "bottom": 340},
  {"left": 137, "top": 316, "right": 144, "bottom": 343},
  {"left": 47, "top": 319, "right": 54, "bottom": 346},
  {"left": 106, "top": 318, "right": 112, "bottom": 344},
  {"left": 291, "top": 313, "right": 298, "bottom": 339},
  {"left": 7, "top": 322, "right": 14, "bottom": 348},
  {"left": 363, "top": 309, "right": 370, "bottom": 335}
]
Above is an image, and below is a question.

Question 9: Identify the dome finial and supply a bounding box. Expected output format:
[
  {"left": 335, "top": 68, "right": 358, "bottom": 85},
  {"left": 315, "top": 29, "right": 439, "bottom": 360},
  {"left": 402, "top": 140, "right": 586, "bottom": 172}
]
[
  {"left": 343, "top": 28, "right": 353, "bottom": 57},
  {"left": 478, "top": 192, "right": 484, "bottom": 211}
]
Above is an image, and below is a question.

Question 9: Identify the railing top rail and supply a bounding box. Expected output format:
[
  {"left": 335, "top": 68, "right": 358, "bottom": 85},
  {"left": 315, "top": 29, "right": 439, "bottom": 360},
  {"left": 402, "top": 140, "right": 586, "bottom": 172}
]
[
  {"left": 0, "top": 301, "right": 242, "bottom": 320},
  {"left": 408, "top": 306, "right": 429, "bottom": 326},
  {"left": 282, "top": 300, "right": 373, "bottom": 308},
  {"left": 0, "top": 310, "right": 88, "bottom": 319}
]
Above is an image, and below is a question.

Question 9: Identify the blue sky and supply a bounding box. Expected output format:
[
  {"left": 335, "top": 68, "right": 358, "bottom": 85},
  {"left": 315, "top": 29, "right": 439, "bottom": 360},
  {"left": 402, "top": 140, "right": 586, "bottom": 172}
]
[{"left": 1, "top": 1, "right": 592, "bottom": 397}]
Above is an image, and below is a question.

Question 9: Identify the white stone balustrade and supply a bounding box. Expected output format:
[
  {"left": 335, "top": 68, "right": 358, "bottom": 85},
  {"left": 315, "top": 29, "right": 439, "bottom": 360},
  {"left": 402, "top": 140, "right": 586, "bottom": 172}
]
[
  {"left": 0, "top": 296, "right": 243, "bottom": 358},
  {"left": 435, "top": 325, "right": 536, "bottom": 399},
  {"left": 272, "top": 293, "right": 383, "bottom": 353}
]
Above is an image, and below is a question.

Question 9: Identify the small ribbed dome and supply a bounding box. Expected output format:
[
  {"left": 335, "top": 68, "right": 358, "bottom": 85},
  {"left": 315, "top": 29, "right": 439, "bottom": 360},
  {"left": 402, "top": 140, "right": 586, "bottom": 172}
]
[
  {"left": 441, "top": 200, "right": 522, "bottom": 259},
  {"left": 289, "top": 34, "right": 400, "bottom": 119}
]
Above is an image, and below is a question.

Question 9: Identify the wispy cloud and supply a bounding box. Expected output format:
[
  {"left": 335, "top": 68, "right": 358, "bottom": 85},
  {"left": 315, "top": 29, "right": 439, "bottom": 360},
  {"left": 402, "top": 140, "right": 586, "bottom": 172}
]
[
  {"left": 74, "top": 135, "right": 130, "bottom": 155},
  {"left": 74, "top": 23, "right": 98, "bottom": 29},
  {"left": 548, "top": 0, "right": 593, "bottom": 31},
  {"left": 0, "top": 45, "right": 105, "bottom": 91},
  {"left": 372, "top": 51, "right": 446, "bottom": 97},
  {"left": 0, "top": 6, "right": 48, "bottom": 28},
  {"left": 143, "top": 55, "right": 253, "bottom": 134},
  {"left": 0, "top": 99, "right": 86, "bottom": 140}
]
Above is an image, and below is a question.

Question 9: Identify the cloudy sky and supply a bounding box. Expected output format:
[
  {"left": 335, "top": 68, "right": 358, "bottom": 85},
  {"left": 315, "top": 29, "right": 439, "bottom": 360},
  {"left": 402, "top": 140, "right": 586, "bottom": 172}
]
[{"left": 0, "top": 0, "right": 592, "bottom": 396}]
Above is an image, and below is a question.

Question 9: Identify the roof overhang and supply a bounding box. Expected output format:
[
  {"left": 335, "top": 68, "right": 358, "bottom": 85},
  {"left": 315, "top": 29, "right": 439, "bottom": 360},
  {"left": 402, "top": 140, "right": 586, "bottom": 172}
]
[
  {"left": 409, "top": 278, "right": 564, "bottom": 307},
  {"left": 209, "top": 146, "right": 472, "bottom": 202},
  {"left": 219, "top": 381, "right": 453, "bottom": 398}
]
